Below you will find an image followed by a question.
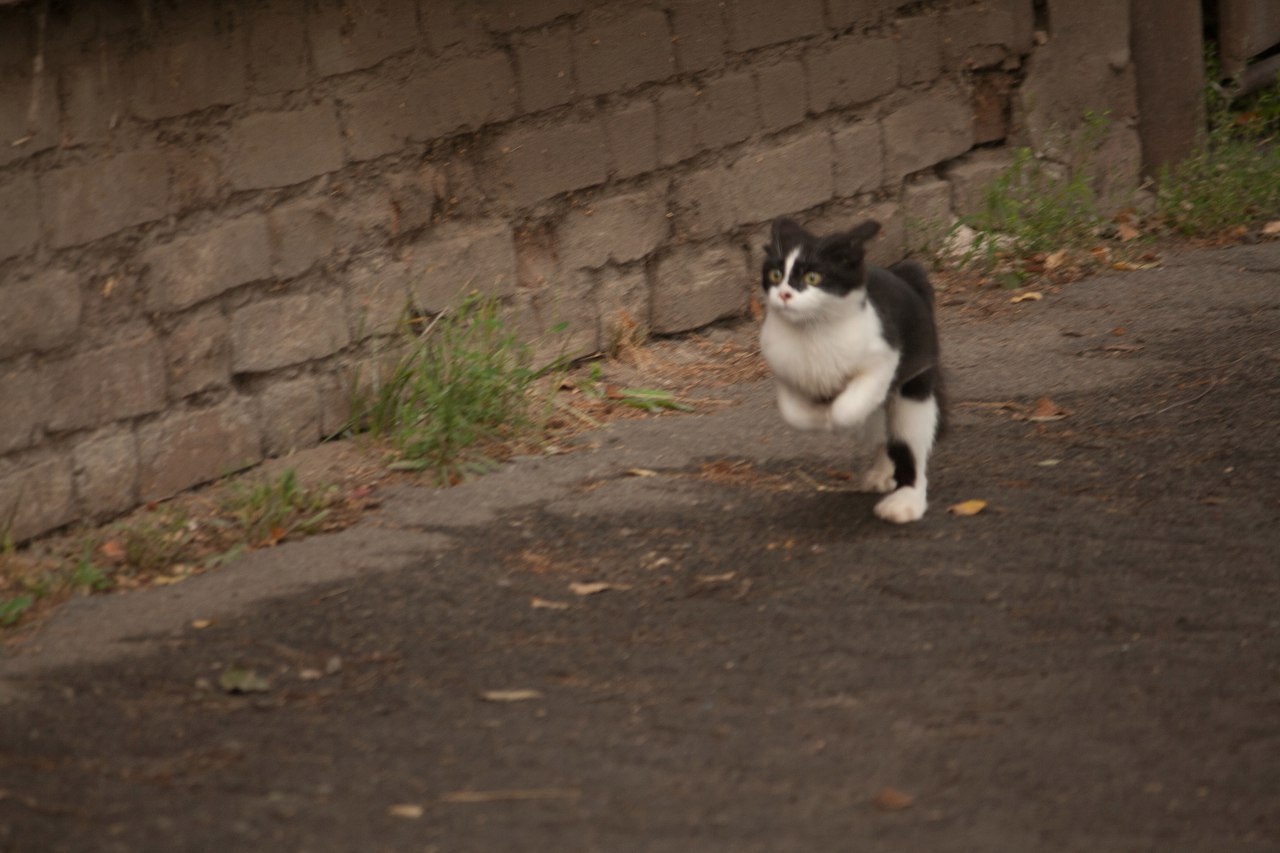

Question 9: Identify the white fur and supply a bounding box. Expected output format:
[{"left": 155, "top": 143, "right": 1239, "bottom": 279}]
[
  {"left": 760, "top": 288, "right": 900, "bottom": 431},
  {"left": 873, "top": 395, "right": 940, "bottom": 523}
]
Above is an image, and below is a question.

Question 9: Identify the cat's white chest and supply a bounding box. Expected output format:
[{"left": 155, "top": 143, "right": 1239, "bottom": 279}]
[{"left": 760, "top": 304, "right": 889, "bottom": 398}]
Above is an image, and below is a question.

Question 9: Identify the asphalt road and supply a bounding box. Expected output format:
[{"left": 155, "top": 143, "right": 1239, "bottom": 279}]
[{"left": 2, "top": 243, "right": 1278, "bottom": 852}]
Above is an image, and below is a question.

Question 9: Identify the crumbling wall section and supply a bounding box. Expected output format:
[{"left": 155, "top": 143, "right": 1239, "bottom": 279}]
[{"left": 0, "top": 0, "right": 1138, "bottom": 540}]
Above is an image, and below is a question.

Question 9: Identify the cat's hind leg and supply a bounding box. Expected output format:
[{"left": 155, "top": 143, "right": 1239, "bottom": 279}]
[{"left": 874, "top": 379, "right": 940, "bottom": 523}]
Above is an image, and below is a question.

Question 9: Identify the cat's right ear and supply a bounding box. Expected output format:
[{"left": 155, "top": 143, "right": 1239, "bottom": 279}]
[{"left": 770, "top": 218, "right": 807, "bottom": 253}]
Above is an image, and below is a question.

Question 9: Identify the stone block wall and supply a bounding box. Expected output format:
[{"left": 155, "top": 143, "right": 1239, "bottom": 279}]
[{"left": 0, "top": 0, "right": 1140, "bottom": 541}]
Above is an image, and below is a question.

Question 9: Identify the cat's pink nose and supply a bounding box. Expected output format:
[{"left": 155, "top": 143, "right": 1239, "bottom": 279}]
[{"left": 778, "top": 290, "right": 791, "bottom": 301}]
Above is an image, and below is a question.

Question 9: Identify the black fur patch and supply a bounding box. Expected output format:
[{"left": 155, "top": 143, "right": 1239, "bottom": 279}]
[{"left": 888, "top": 440, "right": 916, "bottom": 488}]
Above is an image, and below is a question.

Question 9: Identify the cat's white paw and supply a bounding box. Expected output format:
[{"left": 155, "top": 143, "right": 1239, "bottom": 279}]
[
  {"left": 874, "top": 487, "right": 927, "bottom": 523},
  {"left": 859, "top": 456, "right": 896, "bottom": 494}
]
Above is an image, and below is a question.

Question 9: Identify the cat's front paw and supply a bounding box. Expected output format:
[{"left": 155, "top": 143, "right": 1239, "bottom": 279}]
[
  {"left": 858, "top": 455, "right": 896, "bottom": 494},
  {"left": 874, "top": 487, "right": 926, "bottom": 523}
]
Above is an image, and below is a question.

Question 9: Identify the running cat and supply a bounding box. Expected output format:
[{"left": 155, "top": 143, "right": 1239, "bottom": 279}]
[{"left": 758, "top": 218, "right": 944, "bottom": 523}]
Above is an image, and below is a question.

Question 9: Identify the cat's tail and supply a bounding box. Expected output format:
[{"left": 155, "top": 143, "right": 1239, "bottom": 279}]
[
  {"left": 890, "top": 259, "right": 947, "bottom": 437},
  {"left": 888, "top": 259, "right": 935, "bottom": 312}
]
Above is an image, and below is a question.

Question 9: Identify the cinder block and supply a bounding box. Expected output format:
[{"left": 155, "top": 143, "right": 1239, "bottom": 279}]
[
  {"left": 165, "top": 142, "right": 225, "bottom": 214},
  {"left": 833, "top": 121, "right": 884, "bottom": 196},
  {"left": 516, "top": 24, "right": 576, "bottom": 113},
  {"left": 137, "top": 399, "right": 263, "bottom": 501},
  {"left": 45, "top": 333, "right": 168, "bottom": 433},
  {"left": 946, "top": 148, "right": 1014, "bottom": 217},
  {"left": 411, "top": 220, "right": 517, "bottom": 311},
  {"left": 882, "top": 83, "right": 973, "bottom": 180},
  {"left": 558, "top": 187, "right": 670, "bottom": 270},
  {"left": 727, "top": 0, "right": 825, "bottom": 52},
  {"left": 732, "top": 131, "right": 835, "bottom": 224},
  {"left": 231, "top": 292, "right": 351, "bottom": 374},
  {"left": 269, "top": 198, "right": 337, "bottom": 278},
  {"left": 227, "top": 103, "right": 345, "bottom": 191},
  {"left": 806, "top": 35, "right": 897, "bottom": 112},
  {"left": 902, "top": 177, "right": 954, "bottom": 253},
  {"left": 308, "top": 0, "right": 420, "bottom": 77},
  {"left": 756, "top": 60, "right": 808, "bottom": 133},
  {"left": 144, "top": 215, "right": 273, "bottom": 312},
  {"left": 0, "top": 269, "right": 81, "bottom": 360},
  {"left": 670, "top": 0, "right": 728, "bottom": 73},
  {"left": 825, "top": 0, "right": 899, "bottom": 29},
  {"left": 0, "top": 454, "right": 76, "bottom": 543},
  {"left": 896, "top": 15, "right": 943, "bottom": 85},
  {"left": 126, "top": 34, "right": 247, "bottom": 119},
  {"left": 0, "top": 70, "right": 56, "bottom": 168},
  {"left": 485, "top": 119, "right": 609, "bottom": 208},
  {"left": 605, "top": 100, "right": 659, "bottom": 179},
  {"left": 653, "top": 243, "right": 749, "bottom": 334},
  {"left": 317, "top": 368, "right": 355, "bottom": 438},
  {"left": 482, "top": 0, "right": 585, "bottom": 32},
  {"left": 515, "top": 270, "right": 598, "bottom": 360},
  {"left": 696, "top": 71, "right": 758, "bottom": 150},
  {"left": 419, "top": 3, "right": 486, "bottom": 55},
  {"left": 947, "top": 1, "right": 1034, "bottom": 69},
  {"left": 73, "top": 426, "right": 139, "bottom": 520},
  {"left": 346, "top": 254, "right": 413, "bottom": 338},
  {"left": 673, "top": 163, "right": 737, "bottom": 238},
  {"left": 574, "top": 7, "right": 675, "bottom": 97},
  {"left": 597, "top": 266, "right": 651, "bottom": 346},
  {"left": 342, "top": 53, "right": 517, "bottom": 162},
  {"left": 657, "top": 86, "right": 699, "bottom": 167},
  {"left": 58, "top": 54, "right": 126, "bottom": 146},
  {"left": 248, "top": 0, "right": 313, "bottom": 94},
  {"left": 41, "top": 150, "right": 169, "bottom": 248},
  {"left": 0, "top": 364, "right": 48, "bottom": 455},
  {"left": 164, "top": 306, "right": 231, "bottom": 399},
  {"left": 258, "top": 376, "right": 322, "bottom": 457},
  {"left": 972, "top": 70, "right": 1013, "bottom": 145}
]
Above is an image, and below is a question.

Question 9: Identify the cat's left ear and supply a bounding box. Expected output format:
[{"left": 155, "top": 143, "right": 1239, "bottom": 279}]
[{"left": 848, "top": 220, "right": 882, "bottom": 244}]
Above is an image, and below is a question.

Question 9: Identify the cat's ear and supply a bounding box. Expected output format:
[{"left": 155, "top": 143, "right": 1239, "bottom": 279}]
[
  {"left": 848, "top": 219, "right": 882, "bottom": 244},
  {"left": 770, "top": 218, "right": 807, "bottom": 253}
]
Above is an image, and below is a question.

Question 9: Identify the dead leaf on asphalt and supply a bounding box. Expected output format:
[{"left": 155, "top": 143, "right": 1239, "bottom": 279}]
[
  {"left": 190, "top": 619, "right": 213, "bottom": 630},
  {"left": 531, "top": 597, "right": 570, "bottom": 610},
  {"left": 388, "top": 804, "right": 424, "bottom": 819},
  {"left": 1010, "top": 291, "right": 1043, "bottom": 304},
  {"left": 480, "top": 689, "right": 543, "bottom": 703},
  {"left": 1028, "top": 396, "right": 1071, "bottom": 422},
  {"left": 1261, "top": 220, "right": 1280, "bottom": 237},
  {"left": 872, "top": 787, "right": 915, "bottom": 811},
  {"left": 625, "top": 468, "right": 659, "bottom": 477},
  {"left": 948, "top": 499, "right": 988, "bottom": 517},
  {"left": 569, "top": 581, "right": 629, "bottom": 596},
  {"left": 1112, "top": 259, "right": 1161, "bottom": 271},
  {"left": 218, "top": 666, "right": 270, "bottom": 694}
]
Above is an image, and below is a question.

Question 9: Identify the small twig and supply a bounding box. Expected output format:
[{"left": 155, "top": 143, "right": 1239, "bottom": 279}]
[{"left": 1126, "top": 352, "right": 1253, "bottom": 422}]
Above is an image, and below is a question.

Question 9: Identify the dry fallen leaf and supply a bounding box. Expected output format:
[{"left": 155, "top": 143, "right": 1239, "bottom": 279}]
[
  {"left": 530, "top": 597, "right": 570, "bottom": 610},
  {"left": 625, "top": 468, "right": 658, "bottom": 478},
  {"left": 190, "top": 619, "right": 214, "bottom": 630},
  {"left": 388, "top": 804, "right": 424, "bottom": 819},
  {"left": 218, "top": 667, "right": 270, "bottom": 694},
  {"left": 1262, "top": 220, "right": 1280, "bottom": 237},
  {"left": 1112, "top": 259, "right": 1161, "bottom": 271},
  {"left": 1029, "top": 396, "right": 1071, "bottom": 422},
  {"left": 99, "top": 539, "right": 126, "bottom": 562},
  {"left": 480, "top": 689, "right": 543, "bottom": 703},
  {"left": 441, "top": 788, "right": 580, "bottom": 804},
  {"left": 872, "top": 787, "right": 915, "bottom": 811},
  {"left": 1044, "top": 249, "right": 1069, "bottom": 270},
  {"left": 948, "top": 499, "right": 988, "bottom": 517},
  {"left": 1117, "top": 222, "right": 1140, "bottom": 242},
  {"left": 569, "top": 581, "right": 629, "bottom": 596},
  {"left": 1010, "top": 291, "right": 1043, "bottom": 304}
]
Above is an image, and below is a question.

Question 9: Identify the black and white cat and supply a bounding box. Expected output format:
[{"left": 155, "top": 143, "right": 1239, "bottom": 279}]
[{"left": 759, "top": 218, "right": 944, "bottom": 523}]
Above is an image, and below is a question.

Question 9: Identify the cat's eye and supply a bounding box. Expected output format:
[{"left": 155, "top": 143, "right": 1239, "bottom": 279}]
[
  {"left": 804, "top": 271, "right": 823, "bottom": 286},
  {"left": 767, "top": 268, "right": 783, "bottom": 283}
]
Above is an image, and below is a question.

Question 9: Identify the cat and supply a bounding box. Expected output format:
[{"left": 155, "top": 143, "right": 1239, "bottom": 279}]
[{"left": 758, "top": 217, "right": 944, "bottom": 523}]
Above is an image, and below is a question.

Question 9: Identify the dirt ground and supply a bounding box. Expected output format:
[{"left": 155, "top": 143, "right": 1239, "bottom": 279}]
[{"left": 2, "top": 243, "right": 1278, "bottom": 852}]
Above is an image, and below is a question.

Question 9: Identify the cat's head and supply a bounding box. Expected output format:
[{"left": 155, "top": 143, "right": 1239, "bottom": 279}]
[{"left": 761, "top": 218, "right": 881, "bottom": 322}]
